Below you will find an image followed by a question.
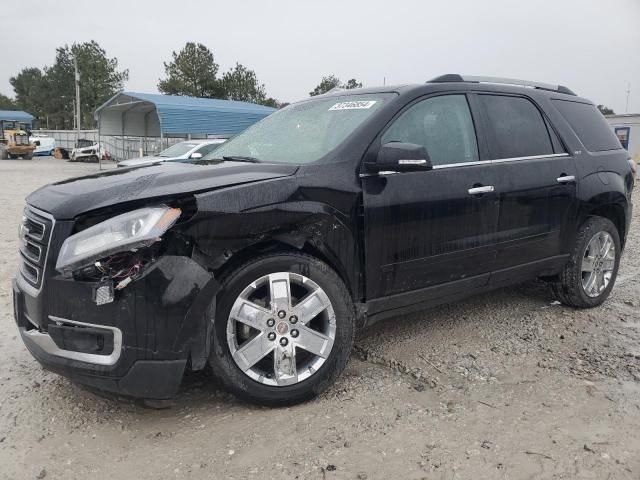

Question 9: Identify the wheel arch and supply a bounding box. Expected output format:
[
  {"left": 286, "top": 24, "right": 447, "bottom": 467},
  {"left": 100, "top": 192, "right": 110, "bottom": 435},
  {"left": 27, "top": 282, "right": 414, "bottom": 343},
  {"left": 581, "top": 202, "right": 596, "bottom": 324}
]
[
  {"left": 210, "top": 235, "right": 358, "bottom": 303},
  {"left": 582, "top": 200, "right": 628, "bottom": 248},
  {"left": 578, "top": 172, "right": 631, "bottom": 248}
]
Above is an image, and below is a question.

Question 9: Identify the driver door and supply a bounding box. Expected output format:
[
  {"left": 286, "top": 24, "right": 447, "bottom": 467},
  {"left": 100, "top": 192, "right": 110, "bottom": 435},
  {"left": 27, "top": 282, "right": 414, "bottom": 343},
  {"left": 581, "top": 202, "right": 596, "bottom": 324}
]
[{"left": 362, "top": 94, "right": 500, "bottom": 301}]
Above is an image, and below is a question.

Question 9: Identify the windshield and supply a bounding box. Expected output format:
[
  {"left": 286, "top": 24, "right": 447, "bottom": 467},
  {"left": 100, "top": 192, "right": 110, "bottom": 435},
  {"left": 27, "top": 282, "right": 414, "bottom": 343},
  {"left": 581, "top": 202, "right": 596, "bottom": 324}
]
[
  {"left": 203, "top": 93, "right": 394, "bottom": 164},
  {"left": 159, "top": 142, "right": 199, "bottom": 157}
]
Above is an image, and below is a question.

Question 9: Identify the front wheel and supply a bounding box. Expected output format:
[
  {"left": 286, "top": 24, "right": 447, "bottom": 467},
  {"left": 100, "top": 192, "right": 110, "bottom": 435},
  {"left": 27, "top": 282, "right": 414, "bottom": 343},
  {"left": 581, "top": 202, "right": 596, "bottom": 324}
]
[
  {"left": 552, "top": 216, "right": 621, "bottom": 308},
  {"left": 209, "top": 253, "right": 355, "bottom": 406}
]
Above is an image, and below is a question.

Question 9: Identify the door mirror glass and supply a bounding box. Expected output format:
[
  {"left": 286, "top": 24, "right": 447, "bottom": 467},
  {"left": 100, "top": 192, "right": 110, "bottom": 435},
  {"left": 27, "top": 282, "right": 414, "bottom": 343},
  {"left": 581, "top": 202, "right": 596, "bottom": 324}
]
[
  {"left": 190, "top": 152, "right": 203, "bottom": 159},
  {"left": 371, "top": 142, "right": 432, "bottom": 172}
]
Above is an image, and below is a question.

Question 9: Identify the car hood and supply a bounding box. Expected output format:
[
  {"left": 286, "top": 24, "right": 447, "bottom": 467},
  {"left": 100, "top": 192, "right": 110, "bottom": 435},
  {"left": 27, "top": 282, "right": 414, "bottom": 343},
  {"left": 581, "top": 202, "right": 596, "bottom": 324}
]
[
  {"left": 27, "top": 160, "right": 299, "bottom": 219},
  {"left": 118, "top": 156, "right": 168, "bottom": 167}
]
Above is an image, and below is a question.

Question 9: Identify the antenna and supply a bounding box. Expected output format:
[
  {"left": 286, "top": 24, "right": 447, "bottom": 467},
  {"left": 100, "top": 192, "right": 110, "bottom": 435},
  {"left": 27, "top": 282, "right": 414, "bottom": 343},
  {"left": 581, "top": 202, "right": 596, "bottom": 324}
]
[{"left": 626, "top": 83, "right": 631, "bottom": 113}]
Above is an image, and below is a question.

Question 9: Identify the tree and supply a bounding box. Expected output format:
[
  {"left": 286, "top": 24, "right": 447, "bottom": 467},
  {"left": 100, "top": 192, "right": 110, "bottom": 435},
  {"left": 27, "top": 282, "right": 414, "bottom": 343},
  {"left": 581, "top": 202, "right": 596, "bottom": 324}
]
[
  {"left": 10, "top": 67, "right": 47, "bottom": 120},
  {"left": 309, "top": 75, "right": 342, "bottom": 96},
  {"left": 221, "top": 63, "right": 268, "bottom": 104},
  {"left": 10, "top": 41, "right": 129, "bottom": 129},
  {"left": 0, "top": 93, "right": 16, "bottom": 110},
  {"left": 597, "top": 104, "right": 615, "bottom": 115},
  {"left": 158, "top": 42, "right": 223, "bottom": 98},
  {"left": 158, "top": 43, "right": 284, "bottom": 107},
  {"left": 309, "top": 76, "right": 363, "bottom": 96},
  {"left": 344, "top": 78, "right": 363, "bottom": 90}
]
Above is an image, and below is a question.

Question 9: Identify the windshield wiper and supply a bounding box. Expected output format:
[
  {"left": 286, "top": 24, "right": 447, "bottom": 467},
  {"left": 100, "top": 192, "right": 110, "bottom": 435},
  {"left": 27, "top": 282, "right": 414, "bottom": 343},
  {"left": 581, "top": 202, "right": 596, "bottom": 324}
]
[{"left": 222, "top": 155, "right": 261, "bottom": 163}]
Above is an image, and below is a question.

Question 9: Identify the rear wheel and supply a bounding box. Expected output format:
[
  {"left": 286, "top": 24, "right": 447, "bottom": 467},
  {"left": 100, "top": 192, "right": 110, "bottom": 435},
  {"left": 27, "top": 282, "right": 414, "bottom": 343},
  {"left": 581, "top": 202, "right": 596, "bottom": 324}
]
[
  {"left": 552, "top": 216, "right": 621, "bottom": 308},
  {"left": 23, "top": 153, "right": 33, "bottom": 160},
  {"left": 209, "top": 253, "right": 355, "bottom": 406}
]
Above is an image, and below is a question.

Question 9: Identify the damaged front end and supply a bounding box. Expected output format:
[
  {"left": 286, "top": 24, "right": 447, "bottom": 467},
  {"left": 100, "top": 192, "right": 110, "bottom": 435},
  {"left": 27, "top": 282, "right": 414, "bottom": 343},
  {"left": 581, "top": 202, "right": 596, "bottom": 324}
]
[{"left": 13, "top": 202, "right": 219, "bottom": 400}]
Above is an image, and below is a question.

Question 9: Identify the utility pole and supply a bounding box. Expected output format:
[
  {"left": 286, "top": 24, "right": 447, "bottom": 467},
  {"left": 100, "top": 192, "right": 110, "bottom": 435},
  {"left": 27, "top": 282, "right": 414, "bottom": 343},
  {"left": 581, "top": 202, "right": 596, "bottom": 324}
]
[
  {"left": 625, "top": 83, "right": 631, "bottom": 114},
  {"left": 74, "top": 55, "right": 81, "bottom": 139}
]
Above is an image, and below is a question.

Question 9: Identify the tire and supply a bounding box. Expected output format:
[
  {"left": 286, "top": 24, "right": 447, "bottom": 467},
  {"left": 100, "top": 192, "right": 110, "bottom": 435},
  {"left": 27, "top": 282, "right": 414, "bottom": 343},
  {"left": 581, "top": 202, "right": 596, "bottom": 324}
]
[
  {"left": 551, "top": 216, "right": 621, "bottom": 308},
  {"left": 23, "top": 153, "right": 33, "bottom": 160},
  {"left": 209, "top": 252, "right": 355, "bottom": 406}
]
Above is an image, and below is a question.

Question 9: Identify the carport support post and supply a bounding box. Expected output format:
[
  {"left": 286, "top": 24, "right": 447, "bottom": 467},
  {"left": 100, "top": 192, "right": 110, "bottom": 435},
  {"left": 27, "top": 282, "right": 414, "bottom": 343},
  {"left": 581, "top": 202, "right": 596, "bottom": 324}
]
[
  {"left": 121, "top": 110, "right": 126, "bottom": 162},
  {"left": 98, "top": 112, "right": 102, "bottom": 170}
]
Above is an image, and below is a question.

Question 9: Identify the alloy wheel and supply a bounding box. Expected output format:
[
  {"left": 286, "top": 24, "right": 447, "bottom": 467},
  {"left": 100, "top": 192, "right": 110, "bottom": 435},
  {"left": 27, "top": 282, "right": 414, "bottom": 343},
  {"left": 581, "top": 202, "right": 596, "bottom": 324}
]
[
  {"left": 226, "top": 272, "right": 336, "bottom": 386},
  {"left": 581, "top": 231, "right": 616, "bottom": 298}
]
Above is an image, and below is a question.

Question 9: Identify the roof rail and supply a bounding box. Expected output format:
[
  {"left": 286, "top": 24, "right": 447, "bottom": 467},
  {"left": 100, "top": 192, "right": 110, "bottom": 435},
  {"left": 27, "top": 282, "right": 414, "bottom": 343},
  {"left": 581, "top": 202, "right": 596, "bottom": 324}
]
[{"left": 427, "top": 74, "right": 576, "bottom": 96}]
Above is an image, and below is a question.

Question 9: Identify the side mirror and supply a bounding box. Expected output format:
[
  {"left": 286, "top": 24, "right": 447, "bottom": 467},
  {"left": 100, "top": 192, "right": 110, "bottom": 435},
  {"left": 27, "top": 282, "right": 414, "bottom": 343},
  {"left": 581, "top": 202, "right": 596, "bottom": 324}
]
[
  {"left": 369, "top": 142, "right": 432, "bottom": 173},
  {"left": 190, "top": 152, "right": 203, "bottom": 159}
]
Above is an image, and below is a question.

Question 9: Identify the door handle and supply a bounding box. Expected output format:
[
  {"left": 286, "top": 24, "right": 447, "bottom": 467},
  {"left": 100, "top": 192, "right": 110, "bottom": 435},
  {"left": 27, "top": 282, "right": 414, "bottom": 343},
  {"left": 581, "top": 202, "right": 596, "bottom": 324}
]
[
  {"left": 556, "top": 175, "right": 576, "bottom": 184},
  {"left": 468, "top": 185, "right": 495, "bottom": 195}
]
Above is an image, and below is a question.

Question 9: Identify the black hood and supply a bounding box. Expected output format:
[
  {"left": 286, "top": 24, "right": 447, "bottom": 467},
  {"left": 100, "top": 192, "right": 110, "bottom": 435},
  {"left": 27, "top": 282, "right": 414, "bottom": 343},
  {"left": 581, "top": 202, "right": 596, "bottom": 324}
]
[{"left": 27, "top": 161, "right": 298, "bottom": 219}]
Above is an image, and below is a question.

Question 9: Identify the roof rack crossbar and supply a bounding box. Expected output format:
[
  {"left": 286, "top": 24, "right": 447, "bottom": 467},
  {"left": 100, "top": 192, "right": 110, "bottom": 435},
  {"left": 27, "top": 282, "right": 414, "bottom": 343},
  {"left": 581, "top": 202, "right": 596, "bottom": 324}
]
[{"left": 427, "top": 74, "right": 576, "bottom": 96}]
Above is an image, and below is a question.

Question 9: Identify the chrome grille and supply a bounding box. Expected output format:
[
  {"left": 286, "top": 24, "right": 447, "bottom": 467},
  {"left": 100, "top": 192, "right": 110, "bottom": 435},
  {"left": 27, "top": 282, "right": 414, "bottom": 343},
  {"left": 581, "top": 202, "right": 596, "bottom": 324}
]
[{"left": 19, "top": 207, "right": 54, "bottom": 290}]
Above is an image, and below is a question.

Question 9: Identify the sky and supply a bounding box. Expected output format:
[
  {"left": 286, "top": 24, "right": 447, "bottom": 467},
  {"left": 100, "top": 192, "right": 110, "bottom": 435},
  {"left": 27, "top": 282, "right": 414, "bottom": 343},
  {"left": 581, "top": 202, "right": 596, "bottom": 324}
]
[{"left": 1, "top": 0, "right": 639, "bottom": 113}]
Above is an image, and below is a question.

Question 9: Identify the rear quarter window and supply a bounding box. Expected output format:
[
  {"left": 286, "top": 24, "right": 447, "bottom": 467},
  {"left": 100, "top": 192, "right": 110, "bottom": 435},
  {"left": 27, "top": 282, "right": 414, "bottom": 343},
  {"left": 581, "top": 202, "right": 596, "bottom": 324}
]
[{"left": 552, "top": 100, "right": 622, "bottom": 152}]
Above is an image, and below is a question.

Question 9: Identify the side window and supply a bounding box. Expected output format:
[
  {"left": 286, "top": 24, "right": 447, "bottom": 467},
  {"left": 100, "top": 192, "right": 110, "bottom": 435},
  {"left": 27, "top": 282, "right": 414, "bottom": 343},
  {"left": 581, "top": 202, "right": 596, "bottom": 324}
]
[
  {"left": 381, "top": 95, "right": 479, "bottom": 166},
  {"left": 552, "top": 100, "right": 622, "bottom": 152},
  {"left": 479, "top": 95, "right": 554, "bottom": 159},
  {"left": 196, "top": 144, "right": 219, "bottom": 156}
]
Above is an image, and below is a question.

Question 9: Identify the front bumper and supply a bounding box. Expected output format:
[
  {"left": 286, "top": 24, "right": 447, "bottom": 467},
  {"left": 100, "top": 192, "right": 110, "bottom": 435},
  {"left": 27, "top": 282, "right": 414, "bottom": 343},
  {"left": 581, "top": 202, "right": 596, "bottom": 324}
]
[{"left": 13, "top": 256, "right": 219, "bottom": 399}]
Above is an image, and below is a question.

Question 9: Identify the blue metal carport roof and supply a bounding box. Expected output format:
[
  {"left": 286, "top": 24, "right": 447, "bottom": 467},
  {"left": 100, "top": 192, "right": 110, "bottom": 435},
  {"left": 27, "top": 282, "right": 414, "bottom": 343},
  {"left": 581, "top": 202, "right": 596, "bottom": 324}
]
[
  {"left": 95, "top": 91, "right": 275, "bottom": 137},
  {"left": 0, "top": 110, "right": 35, "bottom": 125}
]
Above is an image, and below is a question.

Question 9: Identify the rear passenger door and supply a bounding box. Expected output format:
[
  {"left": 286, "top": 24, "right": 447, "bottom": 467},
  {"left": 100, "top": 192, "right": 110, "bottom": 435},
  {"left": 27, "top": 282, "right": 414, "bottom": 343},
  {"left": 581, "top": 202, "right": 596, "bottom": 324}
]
[{"left": 475, "top": 94, "right": 578, "bottom": 282}]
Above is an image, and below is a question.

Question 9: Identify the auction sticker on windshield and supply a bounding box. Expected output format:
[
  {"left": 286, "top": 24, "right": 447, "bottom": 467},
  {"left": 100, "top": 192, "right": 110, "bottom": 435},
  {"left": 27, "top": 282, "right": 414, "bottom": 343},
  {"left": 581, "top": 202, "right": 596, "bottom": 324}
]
[{"left": 329, "top": 100, "right": 377, "bottom": 111}]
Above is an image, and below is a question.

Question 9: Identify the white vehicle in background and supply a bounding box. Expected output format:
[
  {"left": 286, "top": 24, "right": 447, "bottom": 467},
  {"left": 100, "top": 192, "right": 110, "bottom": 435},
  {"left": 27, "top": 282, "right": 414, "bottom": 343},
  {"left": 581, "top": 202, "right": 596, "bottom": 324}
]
[
  {"left": 117, "top": 139, "right": 226, "bottom": 168},
  {"left": 30, "top": 135, "right": 56, "bottom": 156},
  {"left": 69, "top": 139, "right": 106, "bottom": 162}
]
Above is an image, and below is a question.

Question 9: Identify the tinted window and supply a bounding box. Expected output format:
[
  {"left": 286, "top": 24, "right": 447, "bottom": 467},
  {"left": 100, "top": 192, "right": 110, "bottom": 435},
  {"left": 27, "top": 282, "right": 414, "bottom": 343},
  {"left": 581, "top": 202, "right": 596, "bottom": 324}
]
[
  {"left": 382, "top": 95, "right": 479, "bottom": 166},
  {"left": 480, "top": 95, "right": 554, "bottom": 159},
  {"left": 552, "top": 100, "right": 622, "bottom": 152}
]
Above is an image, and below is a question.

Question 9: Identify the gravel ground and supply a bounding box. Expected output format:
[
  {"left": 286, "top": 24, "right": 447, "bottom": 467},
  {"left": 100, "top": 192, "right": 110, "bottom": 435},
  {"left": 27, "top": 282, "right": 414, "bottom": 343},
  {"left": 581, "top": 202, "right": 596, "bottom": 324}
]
[{"left": 1, "top": 157, "right": 639, "bottom": 480}]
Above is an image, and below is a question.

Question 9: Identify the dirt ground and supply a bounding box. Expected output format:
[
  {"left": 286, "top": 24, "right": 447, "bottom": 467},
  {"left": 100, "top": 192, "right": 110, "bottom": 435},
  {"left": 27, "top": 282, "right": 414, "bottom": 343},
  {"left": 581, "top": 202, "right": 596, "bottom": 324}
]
[{"left": 1, "top": 157, "right": 639, "bottom": 480}]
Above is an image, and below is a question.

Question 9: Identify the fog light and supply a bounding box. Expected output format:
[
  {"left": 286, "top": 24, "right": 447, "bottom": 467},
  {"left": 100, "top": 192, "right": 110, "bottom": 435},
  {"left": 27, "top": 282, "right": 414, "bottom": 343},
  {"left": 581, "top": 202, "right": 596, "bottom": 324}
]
[{"left": 93, "top": 281, "right": 114, "bottom": 306}]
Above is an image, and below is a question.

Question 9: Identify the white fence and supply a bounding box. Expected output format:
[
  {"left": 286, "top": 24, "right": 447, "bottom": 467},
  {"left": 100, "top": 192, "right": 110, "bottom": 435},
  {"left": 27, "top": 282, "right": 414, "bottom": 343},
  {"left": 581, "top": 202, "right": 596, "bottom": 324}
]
[{"left": 33, "top": 130, "right": 185, "bottom": 161}]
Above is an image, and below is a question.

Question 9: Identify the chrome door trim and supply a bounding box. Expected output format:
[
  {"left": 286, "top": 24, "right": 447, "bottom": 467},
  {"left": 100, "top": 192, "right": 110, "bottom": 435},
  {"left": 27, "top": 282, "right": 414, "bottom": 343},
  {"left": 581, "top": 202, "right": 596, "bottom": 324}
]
[{"left": 432, "top": 153, "right": 570, "bottom": 170}]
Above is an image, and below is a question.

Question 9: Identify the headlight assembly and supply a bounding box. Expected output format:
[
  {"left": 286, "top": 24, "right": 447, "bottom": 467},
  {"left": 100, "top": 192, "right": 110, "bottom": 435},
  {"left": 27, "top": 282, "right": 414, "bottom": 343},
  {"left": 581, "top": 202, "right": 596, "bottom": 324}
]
[{"left": 56, "top": 206, "right": 181, "bottom": 274}]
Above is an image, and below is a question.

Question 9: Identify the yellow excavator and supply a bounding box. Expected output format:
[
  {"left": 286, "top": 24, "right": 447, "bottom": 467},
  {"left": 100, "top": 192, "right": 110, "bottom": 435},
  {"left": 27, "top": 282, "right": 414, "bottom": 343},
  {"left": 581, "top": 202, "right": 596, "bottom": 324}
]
[{"left": 0, "top": 118, "right": 36, "bottom": 160}]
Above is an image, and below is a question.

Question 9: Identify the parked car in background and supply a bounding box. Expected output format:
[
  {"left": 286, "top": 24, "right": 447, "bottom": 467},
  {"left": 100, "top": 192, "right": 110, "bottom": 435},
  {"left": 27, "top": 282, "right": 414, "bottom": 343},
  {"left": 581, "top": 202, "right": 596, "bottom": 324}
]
[
  {"left": 69, "top": 139, "right": 106, "bottom": 162},
  {"left": 30, "top": 135, "right": 56, "bottom": 156},
  {"left": 117, "top": 139, "right": 226, "bottom": 168},
  {"left": 13, "top": 75, "right": 634, "bottom": 406}
]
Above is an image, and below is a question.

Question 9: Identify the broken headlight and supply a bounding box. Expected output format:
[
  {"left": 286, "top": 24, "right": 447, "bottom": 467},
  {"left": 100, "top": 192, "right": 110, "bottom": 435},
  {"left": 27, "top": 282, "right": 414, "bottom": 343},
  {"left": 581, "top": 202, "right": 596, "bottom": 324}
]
[{"left": 56, "top": 206, "right": 181, "bottom": 274}]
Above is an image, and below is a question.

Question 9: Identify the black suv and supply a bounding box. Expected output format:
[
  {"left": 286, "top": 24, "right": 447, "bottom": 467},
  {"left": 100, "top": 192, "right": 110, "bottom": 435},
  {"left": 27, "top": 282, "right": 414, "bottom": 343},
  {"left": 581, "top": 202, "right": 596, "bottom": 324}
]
[{"left": 14, "top": 75, "right": 634, "bottom": 406}]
